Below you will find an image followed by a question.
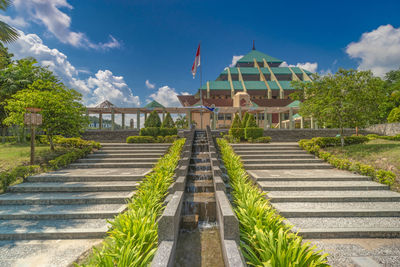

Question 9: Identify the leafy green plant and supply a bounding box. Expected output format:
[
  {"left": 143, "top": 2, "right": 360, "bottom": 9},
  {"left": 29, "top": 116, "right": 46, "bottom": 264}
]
[
  {"left": 217, "top": 138, "right": 329, "bottom": 266},
  {"left": 159, "top": 127, "right": 178, "bottom": 136},
  {"left": 161, "top": 112, "right": 175, "bottom": 128},
  {"left": 0, "top": 165, "right": 40, "bottom": 192},
  {"left": 144, "top": 110, "right": 161, "bottom": 128},
  {"left": 241, "top": 112, "right": 249, "bottom": 128},
  {"left": 80, "top": 139, "right": 185, "bottom": 267},
  {"left": 231, "top": 113, "right": 242, "bottom": 128},
  {"left": 387, "top": 106, "right": 400, "bottom": 123},
  {"left": 229, "top": 128, "right": 244, "bottom": 140},
  {"left": 139, "top": 127, "right": 160, "bottom": 137},
  {"left": 244, "top": 127, "right": 263, "bottom": 140},
  {"left": 245, "top": 114, "right": 257, "bottom": 128},
  {"left": 127, "top": 136, "right": 155, "bottom": 143},
  {"left": 251, "top": 136, "right": 271, "bottom": 143}
]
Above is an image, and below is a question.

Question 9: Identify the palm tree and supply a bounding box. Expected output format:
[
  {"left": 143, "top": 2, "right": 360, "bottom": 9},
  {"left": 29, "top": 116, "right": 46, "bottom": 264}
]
[{"left": 0, "top": 0, "right": 19, "bottom": 43}]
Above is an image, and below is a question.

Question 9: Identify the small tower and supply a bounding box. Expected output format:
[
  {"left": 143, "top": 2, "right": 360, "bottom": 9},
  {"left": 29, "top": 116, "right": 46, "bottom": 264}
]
[{"left": 252, "top": 40, "right": 255, "bottom": 50}]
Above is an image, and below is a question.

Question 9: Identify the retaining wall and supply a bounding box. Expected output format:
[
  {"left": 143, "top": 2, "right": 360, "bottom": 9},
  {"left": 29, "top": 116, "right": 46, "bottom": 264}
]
[
  {"left": 82, "top": 129, "right": 187, "bottom": 143},
  {"left": 365, "top": 123, "right": 400, "bottom": 136}
]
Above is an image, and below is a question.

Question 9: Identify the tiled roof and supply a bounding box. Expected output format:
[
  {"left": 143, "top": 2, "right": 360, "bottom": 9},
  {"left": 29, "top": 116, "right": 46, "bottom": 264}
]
[{"left": 237, "top": 50, "right": 283, "bottom": 64}]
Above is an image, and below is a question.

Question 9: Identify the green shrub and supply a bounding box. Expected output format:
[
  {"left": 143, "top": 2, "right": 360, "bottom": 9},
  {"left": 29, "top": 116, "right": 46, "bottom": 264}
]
[
  {"left": 375, "top": 170, "right": 396, "bottom": 185},
  {"left": 163, "top": 135, "right": 178, "bottom": 143},
  {"left": 140, "top": 127, "right": 160, "bottom": 137},
  {"left": 245, "top": 114, "right": 257, "bottom": 128},
  {"left": 245, "top": 127, "right": 263, "bottom": 140},
  {"left": 48, "top": 147, "right": 91, "bottom": 169},
  {"left": 241, "top": 112, "right": 249, "bottom": 128},
  {"left": 144, "top": 110, "right": 162, "bottom": 128},
  {"left": 159, "top": 127, "right": 178, "bottom": 137},
  {"left": 217, "top": 138, "right": 329, "bottom": 266},
  {"left": 252, "top": 136, "right": 272, "bottom": 143},
  {"left": 0, "top": 165, "right": 41, "bottom": 192},
  {"left": 161, "top": 112, "right": 175, "bottom": 128},
  {"left": 387, "top": 107, "right": 400, "bottom": 123},
  {"left": 366, "top": 134, "right": 379, "bottom": 140},
  {"left": 81, "top": 139, "right": 185, "bottom": 266},
  {"left": 311, "top": 136, "right": 368, "bottom": 147},
  {"left": 231, "top": 113, "right": 242, "bottom": 128},
  {"left": 229, "top": 128, "right": 244, "bottom": 140},
  {"left": 55, "top": 137, "right": 101, "bottom": 149},
  {"left": 126, "top": 136, "right": 155, "bottom": 143}
]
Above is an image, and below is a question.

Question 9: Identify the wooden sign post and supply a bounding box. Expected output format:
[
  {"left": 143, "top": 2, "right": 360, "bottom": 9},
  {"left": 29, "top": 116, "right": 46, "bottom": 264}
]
[{"left": 24, "top": 108, "right": 42, "bottom": 165}]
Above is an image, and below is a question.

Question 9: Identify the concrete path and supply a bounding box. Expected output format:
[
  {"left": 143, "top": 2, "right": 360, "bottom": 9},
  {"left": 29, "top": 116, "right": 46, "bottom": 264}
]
[
  {"left": 232, "top": 142, "right": 400, "bottom": 266},
  {"left": 0, "top": 143, "right": 170, "bottom": 267}
]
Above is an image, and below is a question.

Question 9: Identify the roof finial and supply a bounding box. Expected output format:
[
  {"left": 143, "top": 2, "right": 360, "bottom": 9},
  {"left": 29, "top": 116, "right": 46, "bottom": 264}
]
[{"left": 252, "top": 40, "right": 255, "bottom": 50}]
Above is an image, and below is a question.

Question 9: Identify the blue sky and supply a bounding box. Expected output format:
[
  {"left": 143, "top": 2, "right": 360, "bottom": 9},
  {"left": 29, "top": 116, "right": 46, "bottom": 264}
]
[{"left": 1, "top": 0, "right": 400, "bottom": 107}]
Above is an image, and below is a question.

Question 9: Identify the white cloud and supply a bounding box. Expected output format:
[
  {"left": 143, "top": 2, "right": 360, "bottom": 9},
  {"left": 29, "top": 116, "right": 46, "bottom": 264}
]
[
  {"left": 0, "top": 14, "right": 27, "bottom": 27},
  {"left": 145, "top": 79, "right": 155, "bottom": 89},
  {"left": 12, "top": 0, "right": 120, "bottom": 50},
  {"left": 8, "top": 30, "right": 139, "bottom": 107},
  {"left": 346, "top": 24, "right": 400, "bottom": 77},
  {"left": 229, "top": 55, "right": 243, "bottom": 67},
  {"left": 148, "top": 86, "right": 184, "bottom": 107},
  {"left": 279, "top": 61, "right": 318, "bottom": 73}
]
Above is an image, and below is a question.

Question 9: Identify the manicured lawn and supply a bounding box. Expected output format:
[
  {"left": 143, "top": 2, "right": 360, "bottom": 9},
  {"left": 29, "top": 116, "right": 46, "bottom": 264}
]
[
  {"left": 324, "top": 139, "right": 400, "bottom": 192},
  {"left": 0, "top": 143, "right": 57, "bottom": 171}
]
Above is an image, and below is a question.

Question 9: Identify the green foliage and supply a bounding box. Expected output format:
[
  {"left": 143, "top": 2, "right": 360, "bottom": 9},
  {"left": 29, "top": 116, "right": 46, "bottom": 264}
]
[
  {"left": 54, "top": 137, "right": 101, "bottom": 150},
  {"left": 48, "top": 147, "right": 91, "bottom": 169},
  {"left": 0, "top": 165, "right": 40, "bottom": 192},
  {"left": 241, "top": 112, "right": 249, "bottom": 128},
  {"left": 127, "top": 136, "right": 155, "bottom": 143},
  {"left": 161, "top": 112, "right": 175, "bottom": 128},
  {"left": 217, "top": 138, "right": 329, "bottom": 266},
  {"left": 144, "top": 110, "right": 161, "bottom": 128},
  {"left": 299, "top": 138, "right": 396, "bottom": 186},
  {"left": 250, "top": 136, "right": 272, "bottom": 143},
  {"left": 159, "top": 127, "right": 178, "bottom": 137},
  {"left": 162, "top": 135, "right": 178, "bottom": 143},
  {"left": 229, "top": 128, "right": 244, "bottom": 140},
  {"left": 231, "top": 113, "right": 242, "bottom": 128},
  {"left": 366, "top": 134, "right": 400, "bottom": 141},
  {"left": 387, "top": 107, "right": 400, "bottom": 123},
  {"left": 245, "top": 114, "right": 257, "bottom": 128},
  {"left": 0, "top": 0, "right": 19, "bottom": 43},
  {"left": 244, "top": 127, "right": 263, "bottom": 140},
  {"left": 291, "top": 69, "right": 386, "bottom": 133},
  {"left": 139, "top": 127, "right": 160, "bottom": 137},
  {"left": 81, "top": 139, "right": 185, "bottom": 267}
]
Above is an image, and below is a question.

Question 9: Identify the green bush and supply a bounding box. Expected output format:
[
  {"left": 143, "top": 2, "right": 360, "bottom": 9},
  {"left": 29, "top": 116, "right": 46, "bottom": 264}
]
[
  {"left": 144, "top": 110, "right": 161, "bottom": 128},
  {"left": 229, "top": 128, "right": 244, "bottom": 140},
  {"left": 0, "top": 165, "right": 41, "bottom": 192},
  {"left": 245, "top": 127, "right": 263, "bottom": 140},
  {"left": 241, "top": 112, "right": 249, "bottom": 128},
  {"left": 139, "top": 127, "right": 160, "bottom": 137},
  {"left": 217, "top": 138, "right": 329, "bottom": 266},
  {"left": 163, "top": 135, "right": 178, "bottom": 143},
  {"left": 127, "top": 136, "right": 155, "bottom": 143},
  {"left": 81, "top": 139, "right": 185, "bottom": 266},
  {"left": 375, "top": 170, "right": 396, "bottom": 185},
  {"left": 311, "top": 136, "right": 368, "bottom": 147},
  {"left": 251, "top": 136, "right": 272, "bottom": 143},
  {"left": 245, "top": 114, "right": 257, "bottom": 128},
  {"left": 231, "top": 113, "right": 242, "bottom": 128},
  {"left": 159, "top": 127, "right": 178, "bottom": 137},
  {"left": 55, "top": 137, "right": 101, "bottom": 149},
  {"left": 161, "top": 112, "right": 175, "bottom": 128},
  {"left": 387, "top": 107, "right": 400, "bottom": 123}
]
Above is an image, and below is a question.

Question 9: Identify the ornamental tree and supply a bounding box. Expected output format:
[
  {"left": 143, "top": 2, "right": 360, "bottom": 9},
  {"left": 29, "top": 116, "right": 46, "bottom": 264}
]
[
  {"left": 144, "top": 110, "right": 161, "bottom": 128},
  {"left": 231, "top": 113, "right": 242, "bottom": 128},
  {"left": 241, "top": 112, "right": 249, "bottom": 128},
  {"left": 4, "top": 79, "right": 88, "bottom": 150},
  {"left": 161, "top": 112, "right": 175, "bottom": 128},
  {"left": 246, "top": 114, "right": 258, "bottom": 128}
]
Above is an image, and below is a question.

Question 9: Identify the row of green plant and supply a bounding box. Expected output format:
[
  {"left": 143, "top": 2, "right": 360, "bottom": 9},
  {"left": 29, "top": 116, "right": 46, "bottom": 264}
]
[
  {"left": 139, "top": 111, "right": 178, "bottom": 138},
  {"left": 228, "top": 112, "right": 264, "bottom": 142},
  {"left": 0, "top": 137, "right": 100, "bottom": 192},
  {"left": 126, "top": 135, "right": 178, "bottom": 143},
  {"left": 79, "top": 138, "right": 185, "bottom": 267},
  {"left": 223, "top": 134, "right": 271, "bottom": 143},
  {"left": 366, "top": 133, "right": 400, "bottom": 141},
  {"left": 299, "top": 138, "right": 395, "bottom": 186},
  {"left": 217, "top": 138, "right": 329, "bottom": 266}
]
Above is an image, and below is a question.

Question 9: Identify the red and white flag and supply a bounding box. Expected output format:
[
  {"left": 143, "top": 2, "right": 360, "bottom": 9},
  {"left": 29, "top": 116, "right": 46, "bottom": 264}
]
[{"left": 191, "top": 44, "right": 201, "bottom": 79}]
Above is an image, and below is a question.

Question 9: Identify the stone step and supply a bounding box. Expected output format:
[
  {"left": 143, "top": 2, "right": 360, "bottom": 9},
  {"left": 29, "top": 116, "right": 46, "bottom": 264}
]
[
  {"left": 287, "top": 217, "right": 400, "bottom": 230},
  {"left": 260, "top": 181, "right": 388, "bottom": 191},
  {"left": 100, "top": 147, "right": 168, "bottom": 151},
  {"left": 245, "top": 163, "right": 333, "bottom": 170},
  {"left": 275, "top": 201, "right": 400, "bottom": 212},
  {"left": 186, "top": 180, "right": 214, "bottom": 193},
  {"left": 100, "top": 143, "right": 171, "bottom": 147},
  {"left": 235, "top": 150, "right": 308, "bottom": 155},
  {"left": 231, "top": 143, "right": 298, "bottom": 148},
  {"left": 77, "top": 158, "right": 159, "bottom": 163},
  {"left": 233, "top": 147, "right": 301, "bottom": 151},
  {"left": 0, "top": 219, "right": 109, "bottom": 240},
  {"left": 8, "top": 182, "right": 139, "bottom": 193},
  {"left": 295, "top": 227, "right": 400, "bottom": 239},
  {"left": 257, "top": 176, "right": 370, "bottom": 182},
  {"left": 242, "top": 158, "right": 324, "bottom": 164},
  {"left": 27, "top": 174, "right": 144, "bottom": 182},
  {"left": 239, "top": 154, "right": 315, "bottom": 159},
  {"left": 87, "top": 153, "right": 164, "bottom": 158},
  {"left": 0, "top": 204, "right": 125, "bottom": 220},
  {"left": 68, "top": 162, "right": 155, "bottom": 168},
  {"left": 0, "top": 192, "right": 134, "bottom": 205},
  {"left": 94, "top": 149, "right": 167, "bottom": 154}
]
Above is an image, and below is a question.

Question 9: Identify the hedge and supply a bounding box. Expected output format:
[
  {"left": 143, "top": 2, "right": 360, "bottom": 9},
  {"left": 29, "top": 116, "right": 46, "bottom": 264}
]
[
  {"left": 299, "top": 138, "right": 396, "bottom": 186},
  {"left": 366, "top": 134, "right": 400, "bottom": 141},
  {"left": 159, "top": 127, "right": 178, "bottom": 136},
  {"left": 127, "top": 135, "right": 178, "bottom": 143},
  {"left": 229, "top": 127, "right": 244, "bottom": 140},
  {"left": 144, "top": 110, "right": 162, "bottom": 128},
  {"left": 80, "top": 138, "right": 185, "bottom": 266},
  {"left": 0, "top": 165, "right": 41, "bottom": 192},
  {"left": 139, "top": 127, "right": 160, "bottom": 137},
  {"left": 217, "top": 138, "right": 329, "bottom": 266},
  {"left": 311, "top": 136, "right": 369, "bottom": 147},
  {"left": 244, "top": 127, "right": 263, "bottom": 140}
]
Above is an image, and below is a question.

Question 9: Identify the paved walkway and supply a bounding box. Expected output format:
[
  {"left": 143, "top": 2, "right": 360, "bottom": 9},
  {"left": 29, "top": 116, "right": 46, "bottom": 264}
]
[
  {"left": 232, "top": 142, "right": 400, "bottom": 267},
  {"left": 0, "top": 143, "right": 169, "bottom": 267}
]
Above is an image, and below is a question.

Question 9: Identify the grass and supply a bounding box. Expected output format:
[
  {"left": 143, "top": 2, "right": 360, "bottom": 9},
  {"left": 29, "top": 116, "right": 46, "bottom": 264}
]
[
  {"left": 0, "top": 142, "right": 70, "bottom": 172},
  {"left": 324, "top": 139, "right": 400, "bottom": 192}
]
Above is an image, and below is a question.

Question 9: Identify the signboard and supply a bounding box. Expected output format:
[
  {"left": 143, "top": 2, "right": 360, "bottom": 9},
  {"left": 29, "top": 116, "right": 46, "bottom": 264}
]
[
  {"left": 25, "top": 107, "right": 42, "bottom": 113},
  {"left": 24, "top": 113, "right": 43, "bottom": 126}
]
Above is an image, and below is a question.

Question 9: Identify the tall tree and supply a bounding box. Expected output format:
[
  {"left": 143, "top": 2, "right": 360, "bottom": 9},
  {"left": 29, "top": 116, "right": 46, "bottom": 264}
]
[
  {"left": 4, "top": 79, "right": 88, "bottom": 150},
  {"left": 0, "top": 0, "right": 19, "bottom": 43},
  {"left": 291, "top": 69, "right": 386, "bottom": 144},
  {"left": 161, "top": 112, "right": 175, "bottom": 128}
]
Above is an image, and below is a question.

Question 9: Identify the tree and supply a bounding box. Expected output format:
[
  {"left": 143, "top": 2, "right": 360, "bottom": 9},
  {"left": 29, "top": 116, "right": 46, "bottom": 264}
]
[
  {"left": 241, "top": 112, "right": 249, "bottom": 128},
  {"left": 291, "top": 69, "right": 386, "bottom": 145},
  {"left": 161, "top": 112, "right": 175, "bottom": 128},
  {"left": 144, "top": 110, "right": 161, "bottom": 128},
  {"left": 0, "top": 0, "right": 19, "bottom": 44},
  {"left": 231, "top": 113, "right": 242, "bottom": 128},
  {"left": 0, "top": 42, "right": 13, "bottom": 69},
  {"left": 4, "top": 80, "right": 88, "bottom": 150},
  {"left": 387, "top": 107, "right": 400, "bottom": 123},
  {"left": 246, "top": 114, "right": 257, "bottom": 128}
]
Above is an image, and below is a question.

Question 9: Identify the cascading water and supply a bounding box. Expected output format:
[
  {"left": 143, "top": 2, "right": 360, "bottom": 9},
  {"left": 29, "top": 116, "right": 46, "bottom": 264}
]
[{"left": 174, "top": 130, "right": 224, "bottom": 267}]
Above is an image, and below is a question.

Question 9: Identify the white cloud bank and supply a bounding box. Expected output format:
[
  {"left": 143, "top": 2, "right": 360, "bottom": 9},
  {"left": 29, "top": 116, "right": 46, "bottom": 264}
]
[
  {"left": 148, "top": 86, "right": 189, "bottom": 107},
  {"left": 279, "top": 61, "right": 318, "bottom": 73},
  {"left": 145, "top": 79, "right": 155, "bottom": 89},
  {"left": 4, "top": 0, "right": 119, "bottom": 49},
  {"left": 8, "top": 31, "right": 139, "bottom": 107},
  {"left": 346, "top": 24, "right": 400, "bottom": 77}
]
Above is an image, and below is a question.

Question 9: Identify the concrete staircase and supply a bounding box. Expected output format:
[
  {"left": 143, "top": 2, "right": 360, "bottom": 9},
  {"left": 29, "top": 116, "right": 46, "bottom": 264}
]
[
  {"left": 232, "top": 142, "right": 400, "bottom": 239},
  {"left": 0, "top": 143, "right": 169, "bottom": 241}
]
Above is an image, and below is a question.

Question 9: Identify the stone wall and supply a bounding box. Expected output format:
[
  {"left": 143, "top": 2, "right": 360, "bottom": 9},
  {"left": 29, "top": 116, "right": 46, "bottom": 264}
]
[
  {"left": 365, "top": 123, "right": 400, "bottom": 136},
  {"left": 82, "top": 130, "right": 139, "bottom": 143}
]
